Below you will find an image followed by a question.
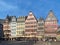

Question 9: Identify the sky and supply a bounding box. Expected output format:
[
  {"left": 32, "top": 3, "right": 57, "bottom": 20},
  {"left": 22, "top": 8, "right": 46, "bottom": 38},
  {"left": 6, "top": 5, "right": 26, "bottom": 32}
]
[{"left": 0, "top": 0, "right": 60, "bottom": 24}]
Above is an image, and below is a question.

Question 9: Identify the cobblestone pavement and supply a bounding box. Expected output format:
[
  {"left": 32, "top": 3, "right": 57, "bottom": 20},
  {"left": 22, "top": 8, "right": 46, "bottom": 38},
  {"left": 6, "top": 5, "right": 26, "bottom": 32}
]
[
  {"left": 0, "top": 40, "right": 35, "bottom": 45},
  {"left": 34, "top": 41, "right": 60, "bottom": 45},
  {"left": 0, "top": 40, "right": 60, "bottom": 45}
]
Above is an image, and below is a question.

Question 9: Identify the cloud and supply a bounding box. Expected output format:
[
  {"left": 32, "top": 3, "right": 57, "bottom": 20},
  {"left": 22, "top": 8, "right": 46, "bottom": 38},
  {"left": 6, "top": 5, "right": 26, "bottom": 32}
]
[{"left": 0, "top": 0, "right": 18, "bottom": 12}]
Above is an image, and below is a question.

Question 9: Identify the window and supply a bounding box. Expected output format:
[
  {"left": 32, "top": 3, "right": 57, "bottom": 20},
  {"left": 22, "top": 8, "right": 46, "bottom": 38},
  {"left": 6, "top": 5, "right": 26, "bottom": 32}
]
[
  {"left": 27, "top": 18, "right": 34, "bottom": 20},
  {"left": 38, "top": 23, "right": 44, "bottom": 26},
  {"left": 12, "top": 32, "right": 16, "bottom": 34},
  {"left": 26, "top": 22, "right": 37, "bottom": 24},
  {"left": 47, "top": 18, "right": 51, "bottom": 20},
  {"left": 26, "top": 25, "right": 37, "bottom": 28}
]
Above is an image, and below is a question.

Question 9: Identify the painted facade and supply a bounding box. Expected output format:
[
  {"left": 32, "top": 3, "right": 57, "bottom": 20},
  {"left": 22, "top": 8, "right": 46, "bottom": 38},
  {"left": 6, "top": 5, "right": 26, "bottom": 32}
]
[
  {"left": 45, "top": 10, "right": 58, "bottom": 37},
  {"left": 10, "top": 16, "right": 17, "bottom": 37},
  {"left": 3, "top": 17, "right": 11, "bottom": 38},
  {"left": 0, "top": 10, "right": 59, "bottom": 39},
  {"left": 0, "top": 19, "right": 5, "bottom": 38},
  {"left": 0, "top": 24, "right": 3, "bottom": 38},
  {"left": 37, "top": 17, "right": 44, "bottom": 38},
  {"left": 25, "top": 11, "right": 37, "bottom": 37},
  {"left": 57, "top": 26, "right": 60, "bottom": 35},
  {"left": 17, "top": 16, "right": 25, "bottom": 37}
]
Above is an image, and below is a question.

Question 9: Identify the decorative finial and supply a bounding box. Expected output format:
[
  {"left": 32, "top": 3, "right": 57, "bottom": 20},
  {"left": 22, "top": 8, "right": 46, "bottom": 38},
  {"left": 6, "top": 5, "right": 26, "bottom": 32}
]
[
  {"left": 50, "top": 10, "right": 53, "bottom": 12},
  {"left": 29, "top": 11, "right": 33, "bottom": 14}
]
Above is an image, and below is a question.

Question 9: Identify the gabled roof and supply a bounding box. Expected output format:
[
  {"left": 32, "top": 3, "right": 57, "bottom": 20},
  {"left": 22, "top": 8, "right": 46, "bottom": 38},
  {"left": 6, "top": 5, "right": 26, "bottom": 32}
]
[
  {"left": 17, "top": 16, "right": 26, "bottom": 22},
  {"left": 25, "top": 16, "right": 28, "bottom": 20},
  {"left": 45, "top": 10, "right": 57, "bottom": 21},
  {"left": 0, "top": 19, "right": 5, "bottom": 24},
  {"left": 10, "top": 16, "right": 17, "bottom": 22},
  {"left": 38, "top": 17, "right": 44, "bottom": 21},
  {"left": 5, "top": 15, "right": 12, "bottom": 22},
  {"left": 26, "top": 11, "right": 38, "bottom": 22}
]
